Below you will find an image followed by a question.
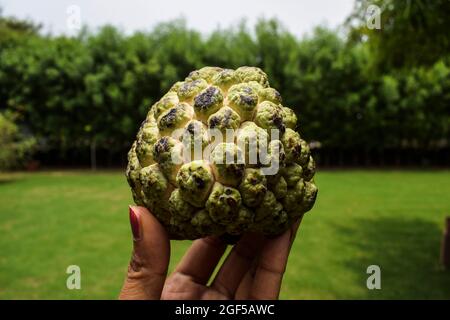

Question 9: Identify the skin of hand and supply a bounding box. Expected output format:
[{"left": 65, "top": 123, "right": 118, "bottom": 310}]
[{"left": 119, "top": 206, "right": 301, "bottom": 300}]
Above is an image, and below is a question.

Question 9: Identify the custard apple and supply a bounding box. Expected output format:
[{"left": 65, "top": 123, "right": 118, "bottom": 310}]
[{"left": 126, "top": 66, "right": 318, "bottom": 240}]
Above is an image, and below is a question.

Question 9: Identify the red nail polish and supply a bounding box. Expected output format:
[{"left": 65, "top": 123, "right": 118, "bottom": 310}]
[{"left": 129, "top": 206, "right": 140, "bottom": 240}]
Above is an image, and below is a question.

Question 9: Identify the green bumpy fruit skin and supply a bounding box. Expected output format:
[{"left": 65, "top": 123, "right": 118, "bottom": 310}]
[{"left": 126, "top": 66, "right": 318, "bottom": 240}]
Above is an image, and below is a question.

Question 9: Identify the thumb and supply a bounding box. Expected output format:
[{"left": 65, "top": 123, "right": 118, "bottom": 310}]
[{"left": 119, "top": 206, "right": 170, "bottom": 300}]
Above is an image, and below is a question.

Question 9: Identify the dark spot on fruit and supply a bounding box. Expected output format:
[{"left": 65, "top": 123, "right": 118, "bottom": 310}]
[
  {"left": 179, "top": 80, "right": 201, "bottom": 96},
  {"left": 160, "top": 107, "right": 178, "bottom": 128},
  {"left": 154, "top": 137, "right": 170, "bottom": 154},
  {"left": 186, "top": 122, "right": 198, "bottom": 135},
  {"left": 272, "top": 115, "right": 286, "bottom": 134},
  {"left": 209, "top": 116, "right": 220, "bottom": 128},
  {"left": 240, "top": 94, "right": 256, "bottom": 106},
  {"left": 194, "top": 87, "right": 219, "bottom": 110},
  {"left": 227, "top": 198, "right": 237, "bottom": 207},
  {"left": 225, "top": 188, "right": 232, "bottom": 195},
  {"left": 293, "top": 144, "right": 301, "bottom": 156},
  {"left": 194, "top": 175, "right": 205, "bottom": 189}
]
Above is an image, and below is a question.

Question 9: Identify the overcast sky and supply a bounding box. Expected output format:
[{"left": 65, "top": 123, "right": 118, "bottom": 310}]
[{"left": 0, "top": 0, "right": 355, "bottom": 37}]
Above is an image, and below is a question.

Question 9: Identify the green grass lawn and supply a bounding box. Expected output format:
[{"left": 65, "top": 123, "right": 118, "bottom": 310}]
[{"left": 0, "top": 170, "right": 449, "bottom": 299}]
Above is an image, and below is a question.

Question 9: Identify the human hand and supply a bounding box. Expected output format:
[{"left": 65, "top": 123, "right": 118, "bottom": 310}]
[{"left": 119, "top": 206, "right": 301, "bottom": 300}]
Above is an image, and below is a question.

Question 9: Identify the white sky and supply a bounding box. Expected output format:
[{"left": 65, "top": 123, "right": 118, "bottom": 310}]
[{"left": 0, "top": 0, "right": 355, "bottom": 37}]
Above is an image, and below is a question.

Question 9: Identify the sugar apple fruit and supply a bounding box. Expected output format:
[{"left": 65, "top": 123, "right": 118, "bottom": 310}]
[{"left": 126, "top": 66, "right": 318, "bottom": 240}]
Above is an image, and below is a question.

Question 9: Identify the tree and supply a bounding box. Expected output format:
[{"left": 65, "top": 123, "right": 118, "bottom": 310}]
[
  {"left": 347, "top": 0, "right": 450, "bottom": 70},
  {"left": 0, "top": 14, "right": 448, "bottom": 167}
]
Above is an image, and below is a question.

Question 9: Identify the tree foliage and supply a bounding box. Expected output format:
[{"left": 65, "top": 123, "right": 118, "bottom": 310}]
[
  {"left": 347, "top": 0, "right": 450, "bottom": 70},
  {"left": 0, "top": 11, "right": 449, "bottom": 167},
  {"left": 0, "top": 111, "right": 36, "bottom": 170}
]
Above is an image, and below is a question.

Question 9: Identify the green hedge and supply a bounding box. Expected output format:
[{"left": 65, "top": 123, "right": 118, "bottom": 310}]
[{"left": 0, "top": 18, "right": 449, "bottom": 166}]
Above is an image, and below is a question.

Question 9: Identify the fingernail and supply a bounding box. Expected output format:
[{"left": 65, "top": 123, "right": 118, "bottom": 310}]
[{"left": 129, "top": 206, "right": 140, "bottom": 240}]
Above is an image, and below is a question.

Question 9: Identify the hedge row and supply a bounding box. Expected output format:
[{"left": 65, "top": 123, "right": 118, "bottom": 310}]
[{"left": 1, "top": 19, "right": 449, "bottom": 166}]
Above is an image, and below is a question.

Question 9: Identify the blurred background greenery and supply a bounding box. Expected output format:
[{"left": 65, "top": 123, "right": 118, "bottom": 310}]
[
  {"left": 0, "top": 0, "right": 449, "bottom": 299},
  {"left": 1, "top": 0, "right": 449, "bottom": 168}
]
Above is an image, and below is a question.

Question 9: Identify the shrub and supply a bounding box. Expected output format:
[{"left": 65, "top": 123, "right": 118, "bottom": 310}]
[{"left": 0, "top": 112, "right": 36, "bottom": 170}]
